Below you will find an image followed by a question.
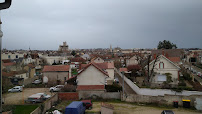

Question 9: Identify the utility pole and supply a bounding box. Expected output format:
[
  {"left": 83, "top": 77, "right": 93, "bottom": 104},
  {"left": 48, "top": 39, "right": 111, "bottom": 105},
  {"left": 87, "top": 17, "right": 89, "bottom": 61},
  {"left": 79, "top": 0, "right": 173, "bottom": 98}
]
[
  {"left": 121, "top": 71, "right": 124, "bottom": 100},
  {"left": 0, "top": 0, "right": 12, "bottom": 113}
]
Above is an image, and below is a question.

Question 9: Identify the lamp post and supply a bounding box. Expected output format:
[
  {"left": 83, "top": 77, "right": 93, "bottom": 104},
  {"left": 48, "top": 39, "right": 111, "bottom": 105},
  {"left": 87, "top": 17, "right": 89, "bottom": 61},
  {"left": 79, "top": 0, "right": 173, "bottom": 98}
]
[{"left": 0, "top": 0, "right": 12, "bottom": 113}]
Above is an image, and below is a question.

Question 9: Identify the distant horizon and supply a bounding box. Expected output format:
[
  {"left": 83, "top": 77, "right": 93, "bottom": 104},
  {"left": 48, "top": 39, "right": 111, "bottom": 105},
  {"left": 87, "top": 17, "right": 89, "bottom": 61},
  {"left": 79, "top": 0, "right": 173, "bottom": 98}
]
[{"left": 2, "top": 47, "right": 201, "bottom": 51}]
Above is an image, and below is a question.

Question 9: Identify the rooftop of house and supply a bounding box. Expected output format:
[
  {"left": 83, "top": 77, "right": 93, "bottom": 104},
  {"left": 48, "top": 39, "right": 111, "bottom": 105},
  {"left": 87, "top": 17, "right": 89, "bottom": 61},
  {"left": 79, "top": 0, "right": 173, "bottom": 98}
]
[
  {"left": 78, "top": 62, "right": 109, "bottom": 76},
  {"left": 80, "top": 62, "right": 114, "bottom": 70},
  {"left": 27, "top": 63, "right": 35, "bottom": 68},
  {"left": 119, "top": 68, "right": 128, "bottom": 72},
  {"left": 3, "top": 62, "right": 16, "bottom": 67},
  {"left": 2, "top": 70, "right": 28, "bottom": 77},
  {"left": 71, "top": 57, "right": 86, "bottom": 63},
  {"left": 151, "top": 49, "right": 183, "bottom": 58},
  {"left": 43, "top": 65, "right": 70, "bottom": 72}
]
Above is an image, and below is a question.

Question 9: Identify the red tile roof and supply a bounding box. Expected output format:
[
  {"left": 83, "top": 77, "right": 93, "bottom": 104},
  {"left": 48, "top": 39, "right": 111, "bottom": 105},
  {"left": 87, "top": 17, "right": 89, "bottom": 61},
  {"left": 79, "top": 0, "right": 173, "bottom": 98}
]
[
  {"left": 27, "top": 63, "right": 35, "bottom": 68},
  {"left": 95, "top": 62, "right": 114, "bottom": 69},
  {"left": 71, "top": 57, "right": 86, "bottom": 63},
  {"left": 2, "top": 72, "right": 14, "bottom": 77},
  {"left": 3, "top": 62, "right": 16, "bottom": 66},
  {"left": 77, "top": 85, "right": 105, "bottom": 90},
  {"left": 80, "top": 64, "right": 88, "bottom": 70},
  {"left": 168, "top": 57, "right": 181, "bottom": 63},
  {"left": 119, "top": 68, "right": 128, "bottom": 72},
  {"left": 78, "top": 62, "right": 109, "bottom": 76},
  {"left": 2, "top": 59, "right": 11, "bottom": 63},
  {"left": 43, "top": 65, "right": 70, "bottom": 72}
]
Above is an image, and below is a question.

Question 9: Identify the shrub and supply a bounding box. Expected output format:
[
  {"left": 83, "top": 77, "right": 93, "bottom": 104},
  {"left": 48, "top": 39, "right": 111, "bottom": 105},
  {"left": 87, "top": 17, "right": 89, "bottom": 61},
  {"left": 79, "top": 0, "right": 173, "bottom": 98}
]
[
  {"left": 61, "top": 84, "right": 76, "bottom": 92},
  {"left": 105, "top": 83, "right": 122, "bottom": 92},
  {"left": 182, "top": 71, "right": 192, "bottom": 80},
  {"left": 178, "top": 81, "right": 186, "bottom": 86}
]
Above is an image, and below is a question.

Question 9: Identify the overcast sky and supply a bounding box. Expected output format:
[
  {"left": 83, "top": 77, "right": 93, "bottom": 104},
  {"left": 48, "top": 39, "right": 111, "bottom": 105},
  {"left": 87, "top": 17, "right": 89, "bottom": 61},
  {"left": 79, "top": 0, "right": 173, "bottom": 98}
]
[{"left": 1, "top": 0, "right": 202, "bottom": 50}]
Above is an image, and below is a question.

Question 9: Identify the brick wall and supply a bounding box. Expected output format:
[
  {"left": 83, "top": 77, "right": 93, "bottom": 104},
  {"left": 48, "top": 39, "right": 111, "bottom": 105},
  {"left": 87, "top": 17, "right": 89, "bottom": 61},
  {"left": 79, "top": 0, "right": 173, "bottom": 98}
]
[{"left": 58, "top": 92, "right": 79, "bottom": 101}]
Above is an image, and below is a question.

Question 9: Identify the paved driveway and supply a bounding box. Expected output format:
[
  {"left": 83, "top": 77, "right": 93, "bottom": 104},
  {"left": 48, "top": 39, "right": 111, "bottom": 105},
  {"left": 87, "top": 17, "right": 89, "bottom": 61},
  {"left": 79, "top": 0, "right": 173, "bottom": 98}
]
[{"left": 3, "top": 88, "right": 53, "bottom": 105}]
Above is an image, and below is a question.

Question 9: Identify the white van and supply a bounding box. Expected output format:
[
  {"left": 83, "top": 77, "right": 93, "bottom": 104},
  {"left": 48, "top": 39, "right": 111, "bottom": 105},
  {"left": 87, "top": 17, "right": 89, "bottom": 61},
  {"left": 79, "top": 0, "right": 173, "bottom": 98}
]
[{"left": 8, "top": 86, "right": 23, "bottom": 92}]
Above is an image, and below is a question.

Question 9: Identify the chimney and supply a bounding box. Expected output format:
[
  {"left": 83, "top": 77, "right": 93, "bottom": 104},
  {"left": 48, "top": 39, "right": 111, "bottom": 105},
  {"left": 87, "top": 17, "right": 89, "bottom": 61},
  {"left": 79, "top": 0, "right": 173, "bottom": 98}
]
[
  {"left": 162, "top": 49, "right": 164, "bottom": 56},
  {"left": 165, "top": 53, "right": 169, "bottom": 58},
  {"left": 154, "top": 54, "right": 156, "bottom": 59}
]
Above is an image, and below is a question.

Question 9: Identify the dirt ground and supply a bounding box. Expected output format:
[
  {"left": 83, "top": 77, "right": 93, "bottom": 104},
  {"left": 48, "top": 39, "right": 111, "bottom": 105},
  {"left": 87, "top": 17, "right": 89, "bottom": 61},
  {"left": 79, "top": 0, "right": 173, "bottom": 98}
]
[
  {"left": 86, "top": 102, "right": 201, "bottom": 114},
  {"left": 3, "top": 88, "right": 53, "bottom": 105}
]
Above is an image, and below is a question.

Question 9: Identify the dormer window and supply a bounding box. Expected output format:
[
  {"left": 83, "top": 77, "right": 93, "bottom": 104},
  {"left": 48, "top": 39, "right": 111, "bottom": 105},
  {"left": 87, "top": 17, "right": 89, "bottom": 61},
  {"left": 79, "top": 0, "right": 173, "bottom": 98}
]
[{"left": 159, "top": 62, "right": 164, "bottom": 69}]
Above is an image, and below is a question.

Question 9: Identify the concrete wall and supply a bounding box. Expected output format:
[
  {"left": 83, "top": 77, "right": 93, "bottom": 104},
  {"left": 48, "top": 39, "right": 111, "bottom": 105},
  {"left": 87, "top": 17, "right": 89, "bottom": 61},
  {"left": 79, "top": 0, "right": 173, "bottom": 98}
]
[
  {"left": 77, "top": 65, "right": 106, "bottom": 85},
  {"left": 30, "top": 93, "right": 58, "bottom": 114},
  {"left": 115, "top": 68, "right": 202, "bottom": 96},
  {"left": 78, "top": 91, "right": 120, "bottom": 100},
  {"left": 124, "top": 94, "right": 202, "bottom": 107},
  {"left": 43, "top": 71, "right": 69, "bottom": 84}
]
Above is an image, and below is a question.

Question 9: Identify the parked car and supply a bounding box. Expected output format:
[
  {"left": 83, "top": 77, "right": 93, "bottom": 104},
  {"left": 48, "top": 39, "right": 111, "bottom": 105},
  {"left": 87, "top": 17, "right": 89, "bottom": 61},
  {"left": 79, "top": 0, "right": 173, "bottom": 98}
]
[
  {"left": 65, "top": 101, "right": 86, "bottom": 114},
  {"left": 49, "top": 85, "right": 64, "bottom": 92},
  {"left": 32, "top": 79, "right": 42, "bottom": 84},
  {"left": 36, "top": 93, "right": 51, "bottom": 100},
  {"left": 25, "top": 94, "right": 45, "bottom": 103},
  {"left": 161, "top": 110, "right": 175, "bottom": 114},
  {"left": 8, "top": 86, "right": 23, "bottom": 92},
  {"left": 82, "top": 100, "right": 93, "bottom": 110},
  {"left": 197, "top": 72, "right": 202, "bottom": 77}
]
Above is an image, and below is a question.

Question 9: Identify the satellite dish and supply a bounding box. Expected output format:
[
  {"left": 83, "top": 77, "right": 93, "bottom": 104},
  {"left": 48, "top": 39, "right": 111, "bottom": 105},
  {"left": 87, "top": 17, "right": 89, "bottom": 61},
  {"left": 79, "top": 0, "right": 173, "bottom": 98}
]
[{"left": 43, "top": 76, "right": 48, "bottom": 83}]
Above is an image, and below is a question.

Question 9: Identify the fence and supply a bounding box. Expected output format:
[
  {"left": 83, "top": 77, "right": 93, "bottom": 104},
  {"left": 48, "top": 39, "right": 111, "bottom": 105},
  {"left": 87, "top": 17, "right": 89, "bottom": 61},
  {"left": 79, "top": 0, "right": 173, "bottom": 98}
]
[{"left": 115, "top": 68, "right": 202, "bottom": 96}]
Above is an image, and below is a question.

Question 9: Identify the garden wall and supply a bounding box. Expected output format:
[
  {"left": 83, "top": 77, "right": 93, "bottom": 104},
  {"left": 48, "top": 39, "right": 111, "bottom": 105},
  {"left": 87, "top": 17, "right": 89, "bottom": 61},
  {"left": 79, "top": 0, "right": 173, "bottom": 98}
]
[
  {"left": 58, "top": 92, "right": 79, "bottom": 101},
  {"left": 31, "top": 93, "right": 58, "bottom": 114},
  {"left": 78, "top": 91, "right": 121, "bottom": 100},
  {"left": 123, "top": 94, "right": 202, "bottom": 107},
  {"left": 115, "top": 68, "right": 202, "bottom": 96}
]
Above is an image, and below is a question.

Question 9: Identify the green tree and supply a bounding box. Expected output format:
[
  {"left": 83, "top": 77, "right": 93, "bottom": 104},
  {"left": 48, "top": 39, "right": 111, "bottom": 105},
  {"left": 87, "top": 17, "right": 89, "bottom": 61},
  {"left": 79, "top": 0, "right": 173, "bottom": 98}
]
[
  {"left": 71, "top": 50, "right": 76, "bottom": 56},
  {"left": 157, "top": 40, "right": 177, "bottom": 49}
]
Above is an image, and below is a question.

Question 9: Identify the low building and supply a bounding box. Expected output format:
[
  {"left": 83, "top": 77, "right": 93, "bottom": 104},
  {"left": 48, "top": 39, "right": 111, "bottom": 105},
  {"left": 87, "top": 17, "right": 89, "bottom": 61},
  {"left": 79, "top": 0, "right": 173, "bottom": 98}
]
[{"left": 43, "top": 65, "right": 71, "bottom": 85}]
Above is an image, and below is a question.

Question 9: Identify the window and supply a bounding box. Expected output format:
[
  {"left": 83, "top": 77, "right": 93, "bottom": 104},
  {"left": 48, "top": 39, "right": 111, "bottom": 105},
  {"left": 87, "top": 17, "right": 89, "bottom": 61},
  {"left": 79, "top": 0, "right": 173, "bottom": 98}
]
[
  {"left": 16, "top": 55, "right": 18, "bottom": 58},
  {"left": 8, "top": 55, "right": 11, "bottom": 59},
  {"left": 159, "top": 62, "right": 164, "bottom": 69}
]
